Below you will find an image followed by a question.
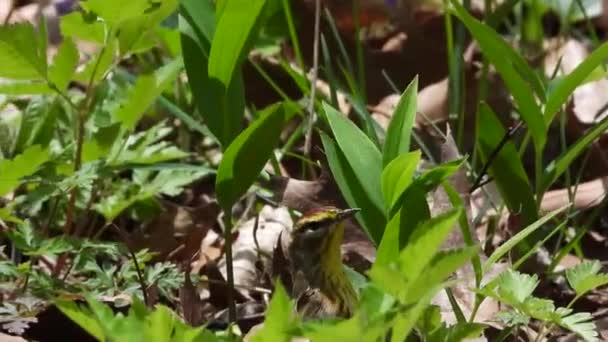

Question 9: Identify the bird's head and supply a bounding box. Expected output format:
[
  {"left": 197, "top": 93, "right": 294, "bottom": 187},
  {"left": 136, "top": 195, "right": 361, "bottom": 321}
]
[{"left": 288, "top": 207, "right": 360, "bottom": 281}]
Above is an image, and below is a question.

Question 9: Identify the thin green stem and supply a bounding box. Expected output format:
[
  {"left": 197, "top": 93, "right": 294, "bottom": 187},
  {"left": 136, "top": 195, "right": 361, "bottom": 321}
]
[{"left": 222, "top": 210, "right": 236, "bottom": 322}]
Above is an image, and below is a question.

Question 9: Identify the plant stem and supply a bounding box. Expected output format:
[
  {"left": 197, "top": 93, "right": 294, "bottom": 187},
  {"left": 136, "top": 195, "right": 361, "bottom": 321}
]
[
  {"left": 222, "top": 210, "right": 237, "bottom": 322},
  {"left": 303, "top": 0, "right": 321, "bottom": 160}
]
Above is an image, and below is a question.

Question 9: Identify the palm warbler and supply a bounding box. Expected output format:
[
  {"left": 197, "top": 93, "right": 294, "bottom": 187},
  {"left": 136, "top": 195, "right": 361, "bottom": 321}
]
[{"left": 288, "top": 207, "right": 360, "bottom": 318}]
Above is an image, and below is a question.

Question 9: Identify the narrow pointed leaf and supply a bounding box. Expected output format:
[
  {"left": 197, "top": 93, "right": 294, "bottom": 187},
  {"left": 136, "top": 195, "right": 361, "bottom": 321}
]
[
  {"left": 383, "top": 77, "right": 418, "bottom": 166},
  {"left": 216, "top": 103, "right": 284, "bottom": 209}
]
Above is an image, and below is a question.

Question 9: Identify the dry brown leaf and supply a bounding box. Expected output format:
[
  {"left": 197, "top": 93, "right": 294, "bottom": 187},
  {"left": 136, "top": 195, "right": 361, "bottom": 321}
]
[
  {"left": 217, "top": 206, "right": 292, "bottom": 298},
  {"left": 545, "top": 39, "right": 608, "bottom": 124},
  {"left": 541, "top": 177, "right": 608, "bottom": 214}
]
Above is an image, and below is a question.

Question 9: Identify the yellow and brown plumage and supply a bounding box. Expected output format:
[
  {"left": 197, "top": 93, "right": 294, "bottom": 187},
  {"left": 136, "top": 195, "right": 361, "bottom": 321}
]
[{"left": 287, "top": 207, "right": 359, "bottom": 318}]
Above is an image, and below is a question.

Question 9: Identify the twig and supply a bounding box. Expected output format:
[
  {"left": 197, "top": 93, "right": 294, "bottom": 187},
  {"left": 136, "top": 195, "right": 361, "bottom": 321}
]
[
  {"left": 469, "top": 120, "right": 524, "bottom": 193},
  {"left": 222, "top": 211, "right": 236, "bottom": 322},
  {"left": 3, "top": 0, "right": 15, "bottom": 25},
  {"left": 200, "top": 277, "right": 272, "bottom": 295},
  {"left": 111, "top": 224, "right": 149, "bottom": 307},
  {"left": 303, "top": 0, "right": 322, "bottom": 159}
]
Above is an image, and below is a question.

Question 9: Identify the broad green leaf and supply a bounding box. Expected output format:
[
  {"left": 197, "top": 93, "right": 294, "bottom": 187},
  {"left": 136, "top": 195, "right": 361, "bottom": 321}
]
[
  {"left": 405, "top": 247, "right": 478, "bottom": 303},
  {"left": 112, "top": 58, "right": 183, "bottom": 130},
  {"left": 0, "top": 23, "right": 47, "bottom": 80},
  {"left": 116, "top": 0, "right": 178, "bottom": 55},
  {"left": 320, "top": 133, "right": 386, "bottom": 244},
  {"left": 396, "top": 209, "right": 461, "bottom": 284},
  {"left": 375, "top": 189, "right": 429, "bottom": 266},
  {"left": 180, "top": 0, "right": 244, "bottom": 146},
  {"left": 48, "top": 38, "right": 79, "bottom": 91},
  {"left": 0, "top": 203, "right": 23, "bottom": 224},
  {"left": 494, "top": 269, "right": 539, "bottom": 306},
  {"left": 390, "top": 286, "right": 441, "bottom": 342},
  {"left": 14, "top": 98, "right": 59, "bottom": 153},
  {"left": 566, "top": 260, "right": 608, "bottom": 298},
  {"left": 216, "top": 103, "right": 284, "bottom": 209},
  {"left": 82, "top": 0, "right": 150, "bottom": 27},
  {"left": 60, "top": 11, "right": 106, "bottom": 43},
  {"left": 477, "top": 104, "right": 537, "bottom": 225},
  {"left": 451, "top": 0, "right": 546, "bottom": 152},
  {"left": 75, "top": 39, "right": 117, "bottom": 84},
  {"left": 22, "top": 237, "right": 72, "bottom": 256},
  {"left": 545, "top": 42, "right": 608, "bottom": 124},
  {"left": 324, "top": 102, "right": 384, "bottom": 215},
  {"left": 0, "top": 145, "right": 49, "bottom": 196},
  {"left": 382, "top": 77, "right": 418, "bottom": 166},
  {"left": 483, "top": 205, "right": 569, "bottom": 273},
  {"left": 145, "top": 305, "right": 175, "bottom": 341},
  {"left": 542, "top": 113, "right": 608, "bottom": 193},
  {"left": 0, "top": 81, "right": 53, "bottom": 95},
  {"left": 208, "top": 0, "right": 266, "bottom": 88},
  {"left": 558, "top": 311, "right": 599, "bottom": 342},
  {"left": 251, "top": 282, "right": 293, "bottom": 342},
  {"left": 108, "top": 122, "right": 189, "bottom": 165},
  {"left": 390, "top": 158, "right": 463, "bottom": 218},
  {"left": 95, "top": 168, "right": 209, "bottom": 221},
  {"left": 380, "top": 150, "right": 420, "bottom": 213},
  {"left": 56, "top": 301, "right": 105, "bottom": 341}
]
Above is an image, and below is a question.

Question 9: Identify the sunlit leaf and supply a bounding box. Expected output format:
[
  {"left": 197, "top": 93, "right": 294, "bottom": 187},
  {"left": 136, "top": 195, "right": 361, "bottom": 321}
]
[{"left": 216, "top": 103, "right": 284, "bottom": 209}]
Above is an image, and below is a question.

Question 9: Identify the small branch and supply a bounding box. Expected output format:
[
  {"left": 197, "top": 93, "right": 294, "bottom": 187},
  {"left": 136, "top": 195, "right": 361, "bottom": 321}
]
[
  {"left": 469, "top": 120, "right": 524, "bottom": 193},
  {"left": 303, "top": 0, "right": 322, "bottom": 159},
  {"left": 111, "top": 224, "right": 149, "bottom": 307}
]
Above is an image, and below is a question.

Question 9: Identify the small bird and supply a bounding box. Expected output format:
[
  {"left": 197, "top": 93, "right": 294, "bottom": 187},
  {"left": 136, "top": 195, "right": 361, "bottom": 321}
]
[{"left": 287, "top": 207, "right": 360, "bottom": 319}]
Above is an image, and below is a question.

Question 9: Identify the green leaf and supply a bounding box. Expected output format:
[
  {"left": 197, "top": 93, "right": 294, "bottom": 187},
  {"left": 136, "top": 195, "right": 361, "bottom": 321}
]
[
  {"left": 180, "top": 0, "right": 244, "bottom": 146},
  {"left": 0, "top": 23, "right": 47, "bottom": 80},
  {"left": 390, "top": 159, "right": 463, "bottom": 218},
  {"left": 396, "top": 209, "right": 461, "bottom": 291},
  {"left": 382, "top": 77, "right": 418, "bottom": 166},
  {"left": 82, "top": 0, "right": 151, "bottom": 27},
  {"left": 95, "top": 168, "right": 210, "bottom": 221},
  {"left": 0, "top": 145, "right": 49, "bottom": 196},
  {"left": 375, "top": 192, "right": 429, "bottom": 266},
  {"left": 56, "top": 301, "right": 105, "bottom": 341},
  {"left": 542, "top": 113, "right": 608, "bottom": 193},
  {"left": 48, "top": 38, "right": 79, "bottom": 92},
  {"left": 208, "top": 0, "right": 266, "bottom": 88},
  {"left": 109, "top": 123, "right": 189, "bottom": 166},
  {"left": 405, "top": 247, "right": 478, "bottom": 303},
  {"left": 320, "top": 133, "right": 387, "bottom": 244},
  {"left": 75, "top": 39, "right": 117, "bottom": 85},
  {"left": 251, "top": 281, "right": 293, "bottom": 342},
  {"left": 380, "top": 150, "right": 420, "bottom": 213},
  {"left": 558, "top": 311, "right": 599, "bottom": 342},
  {"left": 566, "top": 260, "right": 608, "bottom": 298},
  {"left": 495, "top": 269, "right": 539, "bottom": 306},
  {"left": 483, "top": 205, "right": 569, "bottom": 273},
  {"left": 324, "top": 102, "right": 384, "bottom": 216},
  {"left": 0, "top": 81, "right": 53, "bottom": 95},
  {"left": 60, "top": 11, "right": 106, "bottom": 43},
  {"left": 216, "top": 103, "right": 284, "bottom": 209},
  {"left": 27, "top": 237, "right": 73, "bottom": 256},
  {"left": 451, "top": 0, "right": 546, "bottom": 152},
  {"left": 476, "top": 104, "right": 537, "bottom": 225},
  {"left": 0, "top": 203, "right": 23, "bottom": 225},
  {"left": 14, "top": 98, "right": 59, "bottom": 153},
  {"left": 544, "top": 42, "right": 608, "bottom": 123},
  {"left": 116, "top": 0, "right": 178, "bottom": 54},
  {"left": 145, "top": 305, "right": 175, "bottom": 341},
  {"left": 112, "top": 58, "right": 183, "bottom": 130}
]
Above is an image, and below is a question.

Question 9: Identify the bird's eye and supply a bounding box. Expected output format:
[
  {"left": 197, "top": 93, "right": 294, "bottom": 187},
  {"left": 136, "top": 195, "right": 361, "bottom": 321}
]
[{"left": 303, "top": 222, "right": 321, "bottom": 232}]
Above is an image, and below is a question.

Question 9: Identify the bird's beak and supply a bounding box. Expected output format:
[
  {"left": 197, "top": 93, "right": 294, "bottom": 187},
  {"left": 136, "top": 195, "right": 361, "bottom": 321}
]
[{"left": 336, "top": 208, "right": 361, "bottom": 221}]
